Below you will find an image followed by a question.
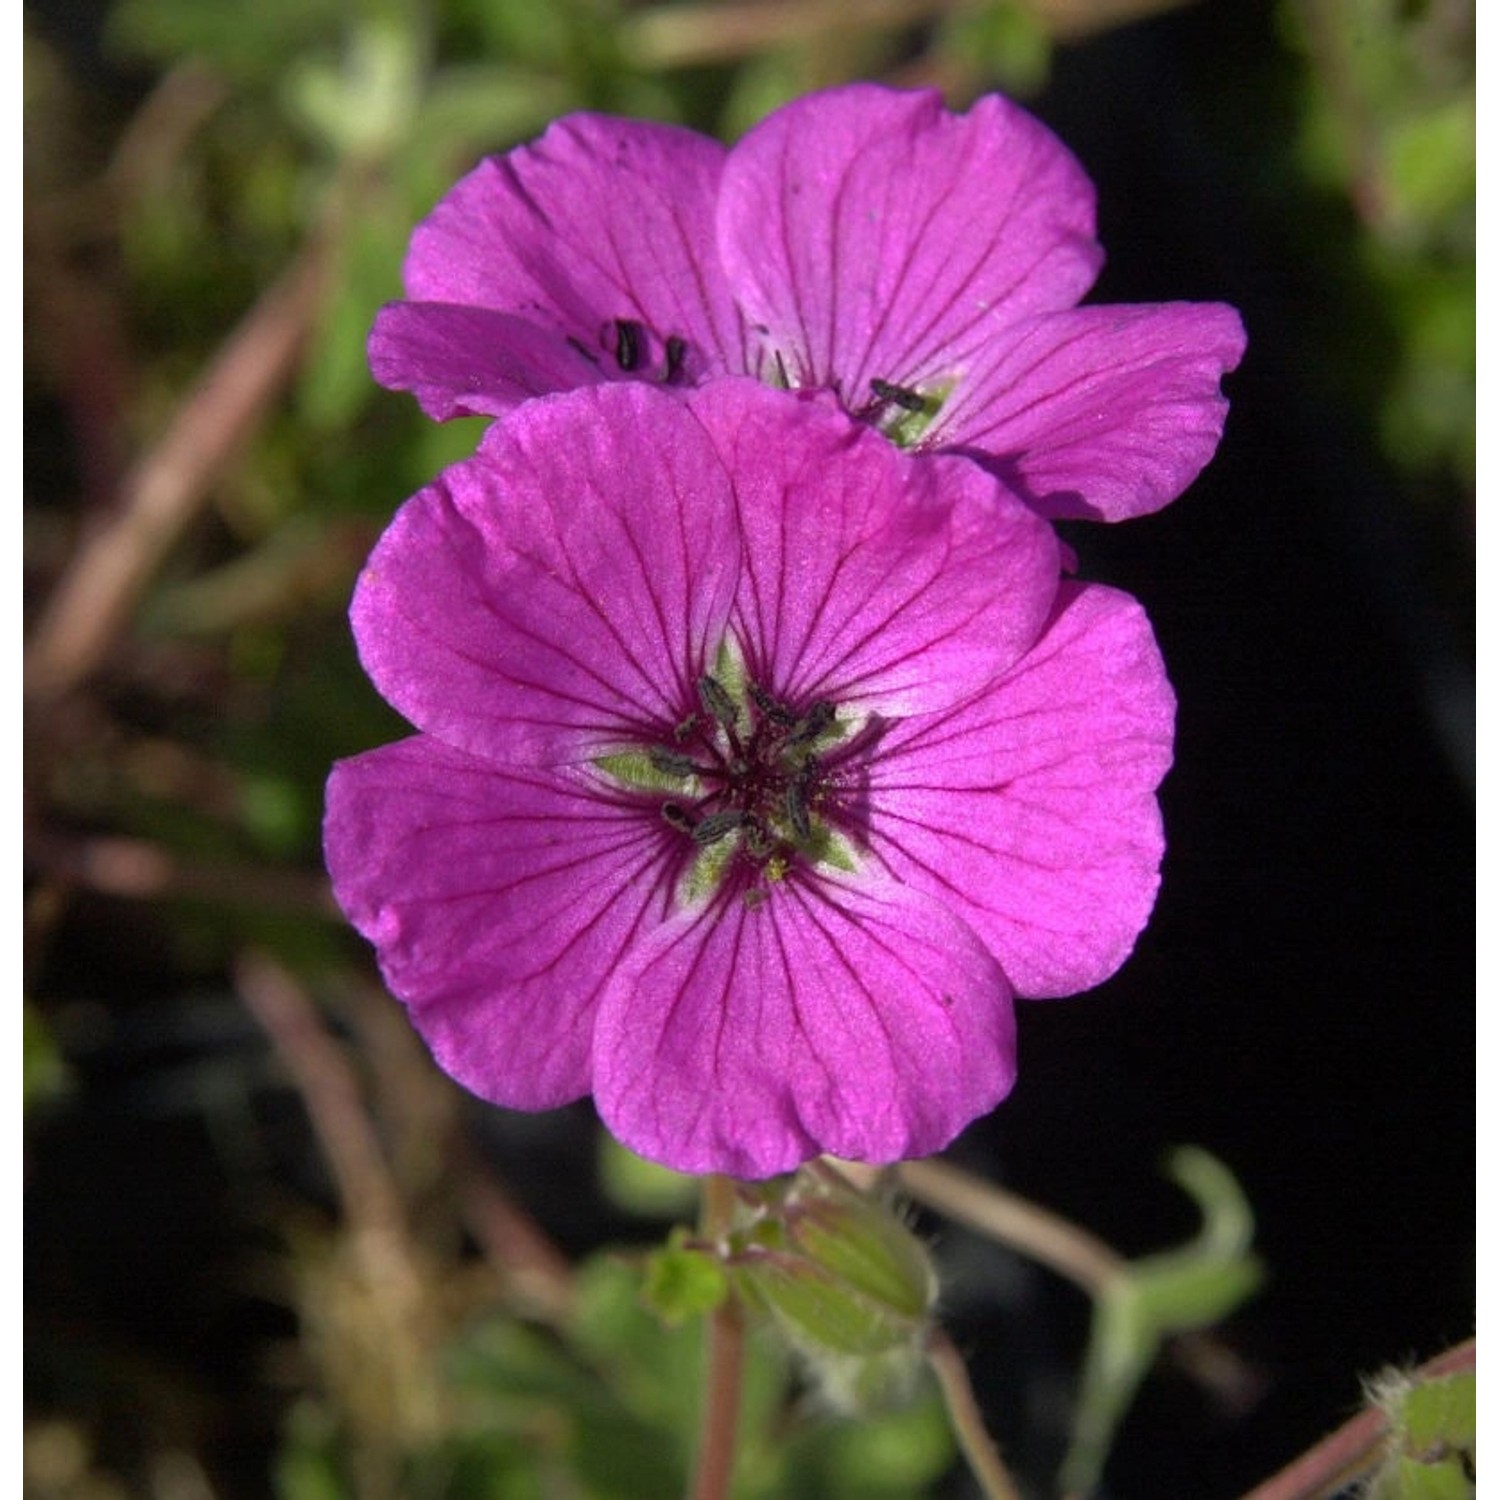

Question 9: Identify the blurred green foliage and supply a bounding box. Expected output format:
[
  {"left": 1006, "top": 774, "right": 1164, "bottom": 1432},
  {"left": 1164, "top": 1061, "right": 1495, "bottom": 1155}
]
[
  {"left": 1281, "top": 0, "right": 1474, "bottom": 493},
  {"left": 276, "top": 1250, "right": 955, "bottom": 1500},
  {"left": 1060, "top": 1148, "right": 1263, "bottom": 1497}
]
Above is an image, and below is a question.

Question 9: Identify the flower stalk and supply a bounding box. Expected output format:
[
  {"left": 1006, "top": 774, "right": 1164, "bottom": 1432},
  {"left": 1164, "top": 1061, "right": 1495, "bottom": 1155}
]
[
  {"left": 688, "top": 1175, "right": 747, "bottom": 1500},
  {"left": 925, "top": 1326, "right": 1023, "bottom": 1500}
]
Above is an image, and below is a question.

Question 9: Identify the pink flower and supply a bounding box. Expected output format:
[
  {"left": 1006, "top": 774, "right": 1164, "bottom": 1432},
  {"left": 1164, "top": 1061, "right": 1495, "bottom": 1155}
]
[
  {"left": 324, "top": 381, "right": 1174, "bottom": 1176},
  {"left": 371, "top": 83, "right": 1245, "bottom": 523}
]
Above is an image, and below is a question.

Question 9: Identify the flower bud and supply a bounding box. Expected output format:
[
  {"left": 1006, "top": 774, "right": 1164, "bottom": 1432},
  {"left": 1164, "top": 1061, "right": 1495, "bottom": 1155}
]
[{"left": 729, "top": 1169, "right": 936, "bottom": 1412}]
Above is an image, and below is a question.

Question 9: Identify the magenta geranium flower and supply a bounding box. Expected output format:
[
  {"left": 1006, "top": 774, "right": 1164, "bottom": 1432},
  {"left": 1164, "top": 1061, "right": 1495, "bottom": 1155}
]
[
  {"left": 371, "top": 83, "right": 1245, "bottom": 523},
  {"left": 324, "top": 380, "right": 1174, "bottom": 1177}
]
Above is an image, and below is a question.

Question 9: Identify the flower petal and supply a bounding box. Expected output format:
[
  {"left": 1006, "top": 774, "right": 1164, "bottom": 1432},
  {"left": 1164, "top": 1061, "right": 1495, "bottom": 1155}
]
[
  {"left": 865, "top": 582, "right": 1174, "bottom": 997},
  {"left": 593, "top": 874, "right": 1015, "bottom": 1177},
  {"left": 325, "top": 736, "right": 678, "bottom": 1109},
  {"left": 718, "top": 84, "right": 1101, "bottom": 400},
  {"left": 683, "top": 382, "right": 1061, "bottom": 714},
  {"left": 350, "top": 383, "right": 741, "bottom": 763},
  {"left": 369, "top": 302, "right": 607, "bottom": 419},
  {"left": 931, "top": 303, "right": 1249, "bottom": 521},
  {"left": 400, "top": 114, "right": 748, "bottom": 381}
]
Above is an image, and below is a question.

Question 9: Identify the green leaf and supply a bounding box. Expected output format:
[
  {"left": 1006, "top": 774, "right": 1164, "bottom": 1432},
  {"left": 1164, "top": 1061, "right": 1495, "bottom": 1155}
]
[
  {"left": 1060, "top": 1147, "right": 1262, "bottom": 1497},
  {"left": 283, "top": 20, "right": 422, "bottom": 160},
  {"left": 1365, "top": 1365, "right": 1476, "bottom": 1499},
  {"left": 641, "top": 1232, "right": 730, "bottom": 1326},
  {"left": 1402, "top": 1369, "right": 1477, "bottom": 1452}
]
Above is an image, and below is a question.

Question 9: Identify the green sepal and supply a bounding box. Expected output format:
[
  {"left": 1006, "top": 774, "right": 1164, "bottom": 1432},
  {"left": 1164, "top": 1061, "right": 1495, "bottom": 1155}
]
[
  {"left": 728, "top": 1171, "right": 935, "bottom": 1367},
  {"left": 730, "top": 1248, "right": 918, "bottom": 1358},
  {"left": 592, "top": 751, "right": 698, "bottom": 795},
  {"left": 782, "top": 1191, "right": 933, "bottom": 1325}
]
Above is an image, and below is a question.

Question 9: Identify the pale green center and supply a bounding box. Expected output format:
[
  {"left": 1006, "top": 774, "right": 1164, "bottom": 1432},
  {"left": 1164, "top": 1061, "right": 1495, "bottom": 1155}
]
[{"left": 594, "top": 640, "right": 859, "bottom": 909}]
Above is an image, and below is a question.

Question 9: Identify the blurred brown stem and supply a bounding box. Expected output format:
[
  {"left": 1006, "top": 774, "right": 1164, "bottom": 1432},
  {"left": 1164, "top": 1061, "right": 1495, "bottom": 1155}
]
[
  {"left": 26, "top": 243, "right": 327, "bottom": 702},
  {"left": 236, "top": 950, "right": 409, "bottom": 1244},
  {"left": 28, "top": 830, "right": 341, "bottom": 917},
  {"left": 622, "top": 0, "right": 1195, "bottom": 68}
]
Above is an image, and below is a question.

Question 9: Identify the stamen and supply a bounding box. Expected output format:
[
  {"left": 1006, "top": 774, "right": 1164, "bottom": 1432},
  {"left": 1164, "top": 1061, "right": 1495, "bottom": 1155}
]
[
  {"left": 787, "top": 700, "right": 835, "bottom": 747},
  {"left": 785, "top": 776, "right": 812, "bottom": 842},
  {"left": 697, "top": 675, "right": 738, "bottom": 729},
  {"left": 649, "top": 747, "right": 699, "bottom": 777},
  {"left": 693, "top": 809, "right": 746, "bottom": 846},
  {"left": 661, "top": 802, "right": 695, "bottom": 833},
  {"left": 613, "top": 318, "right": 646, "bottom": 372},
  {"left": 749, "top": 682, "right": 795, "bottom": 725},
  {"left": 662, "top": 334, "right": 688, "bottom": 385},
  {"left": 870, "top": 377, "right": 926, "bottom": 413}
]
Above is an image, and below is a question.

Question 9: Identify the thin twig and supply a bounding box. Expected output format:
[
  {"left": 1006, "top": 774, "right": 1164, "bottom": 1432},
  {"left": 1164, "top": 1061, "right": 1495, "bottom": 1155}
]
[
  {"left": 1235, "top": 1338, "right": 1475, "bottom": 1500},
  {"left": 28, "top": 830, "right": 341, "bottom": 918},
  {"left": 899, "top": 1157, "right": 1125, "bottom": 1298},
  {"left": 26, "top": 243, "right": 328, "bottom": 701},
  {"left": 620, "top": 0, "right": 1195, "bottom": 69},
  {"left": 623, "top": 0, "right": 956, "bottom": 69},
  {"left": 235, "top": 950, "right": 408, "bottom": 1244},
  {"left": 453, "top": 1137, "right": 577, "bottom": 1325},
  {"left": 688, "top": 1175, "right": 747, "bottom": 1500},
  {"left": 925, "top": 1327, "right": 1023, "bottom": 1500}
]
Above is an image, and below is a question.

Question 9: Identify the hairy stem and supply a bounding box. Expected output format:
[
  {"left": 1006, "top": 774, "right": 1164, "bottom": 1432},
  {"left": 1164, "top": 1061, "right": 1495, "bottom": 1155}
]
[
  {"left": 899, "top": 1157, "right": 1125, "bottom": 1297},
  {"left": 926, "top": 1327, "right": 1022, "bottom": 1500},
  {"left": 688, "top": 1175, "right": 747, "bottom": 1500},
  {"left": 1236, "top": 1337, "right": 1475, "bottom": 1500}
]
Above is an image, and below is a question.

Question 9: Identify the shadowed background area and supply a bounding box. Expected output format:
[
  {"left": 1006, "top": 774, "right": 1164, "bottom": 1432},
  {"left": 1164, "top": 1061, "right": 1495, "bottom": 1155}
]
[{"left": 25, "top": 1, "right": 1472, "bottom": 1496}]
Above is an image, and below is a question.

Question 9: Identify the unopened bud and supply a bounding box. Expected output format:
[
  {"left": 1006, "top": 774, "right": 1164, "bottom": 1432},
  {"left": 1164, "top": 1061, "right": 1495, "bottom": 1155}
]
[{"left": 728, "top": 1168, "right": 936, "bottom": 1412}]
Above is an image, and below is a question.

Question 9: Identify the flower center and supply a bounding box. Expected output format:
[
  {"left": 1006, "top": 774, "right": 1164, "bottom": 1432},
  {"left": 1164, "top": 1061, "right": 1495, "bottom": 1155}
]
[
  {"left": 593, "top": 652, "right": 859, "bottom": 908},
  {"left": 758, "top": 348, "right": 955, "bottom": 450}
]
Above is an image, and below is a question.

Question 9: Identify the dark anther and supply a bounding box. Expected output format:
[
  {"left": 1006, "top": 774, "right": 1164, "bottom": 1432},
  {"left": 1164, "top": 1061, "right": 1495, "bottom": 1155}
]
[
  {"left": 663, "top": 334, "right": 688, "bottom": 385},
  {"left": 660, "top": 801, "right": 695, "bottom": 833},
  {"left": 692, "top": 809, "right": 746, "bottom": 846},
  {"left": 870, "top": 378, "right": 926, "bottom": 413},
  {"left": 566, "top": 335, "right": 601, "bottom": 367},
  {"left": 649, "top": 747, "right": 699, "bottom": 777},
  {"left": 750, "top": 682, "right": 795, "bottom": 724},
  {"left": 787, "top": 700, "right": 835, "bottom": 746},
  {"left": 697, "top": 674, "right": 738, "bottom": 728},
  {"left": 785, "top": 777, "right": 812, "bottom": 842},
  {"left": 672, "top": 714, "right": 698, "bottom": 742},
  {"left": 774, "top": 349, "right": 791, "bottom": 388},
  {"left": 613, "top": 318, "right": 646, "bottom": 372}
]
